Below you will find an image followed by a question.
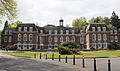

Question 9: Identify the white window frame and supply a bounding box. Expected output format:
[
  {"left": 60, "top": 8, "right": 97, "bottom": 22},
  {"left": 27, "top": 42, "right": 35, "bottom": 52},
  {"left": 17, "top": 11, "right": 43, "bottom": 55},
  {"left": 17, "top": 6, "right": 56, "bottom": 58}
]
[
  {"left": 18, "top": 27, "right": 22, "bottom": 32},
  {"left": 9, "top": 36, "right": 12, "bottom": 42},
  {"left": 110, "top": 36, "right": 113, "bottom": 42},
  {"left": 92, "top": 27, "right": 95, "bottom": 31},
  {"left": 92, "top": 34, "right": 96, "bottom": 41},
  {"left": 49, "top": 36, "right": 52, "bottom": 42},
  {"left": 40, "top": 30, "right": 43, "bottom": 34},
  {"left": 114, "top": 30, "right": 117, "bottom": 34},
  {"left": 92, "top": 43, "right": 96, "bottom": 49},
  {"left": 49, "top": 30, "right": 52, "bottom": 34},
  {"left": 5, "top": 30, "right": 8, "bottom": 35},
  {"left": 23, "top": 43, "right": 27, "bottom": 49},
  {"left": 9, "top": 30, "right": 12, "bottom": 35},
  {"left": 110, "top": 30, "right": 113, "bottom": 34},
  {"left": 54, "top": 44, "right": 58, "bottom": 49},
  {"left": 29, "top": 27, "right": 33, "bottom": 32},
  {"left": 55, "top": 30, "right": 57, "bottom": 34},
  {"left": 40, "top": 36, "right": 43, "bottom": 44},
  {"left": 103, "top": 27, "right": 106, "bottom": 31},
  {"left": 29, "top": 44, "right": 33, "bottom": 49},
  {"left": 17, "top": 43, "right": 21, "bottom": 49},
  {"left": 48, "top": 44, "right": 52, "bottom": 49},
  {"left": 60, "top": 30, "right": 63, "bottom": 34},
  {"left": 72, "top": 36, "right": 75, "bottom": 41},
  {"left": 60, "top": 36, "right": 63, "bottom": 42},
  {"left": 54, "top": 36, "right": 58, "bottom": 42},
  {"left": 4, "top": 36, "right": 7, "bottom": 42},
  {"left": 24, "top": 27, "right": 27, "bottom": 32},
  {"left": 103, "top": 43, "right": 107, "bottom": 48},
  {"left": 98, "top": 43, "right": 102, "bottom": 48},
  {"left": 97, "top": 27, "right": 101, "bottom": 31},
  {"left": 23, "top": 34, "right": 27, "bottom": 41},
  {"left": 66, "top": 36, "right": 69, "bottom": 41},
  {"left": 66, "top": 30, "right": 69, "bottom": 34},
  {"left": 103, "top": 34, "right": 107, "bottom": 40},
  {"left": 29, "top": 34, "right": 32, "bottom": 41},
  {"left": 72, "top": 30, "right": 74, "bottom": 34},
  {"left": 98, "top": 34, "right": 101, "bottom": 40},
  {"left": 115, "top": 36, "right": 118, "bottom": 42},
  {"left": 18, "top": 34, "right": 21, "bottom": 41}
]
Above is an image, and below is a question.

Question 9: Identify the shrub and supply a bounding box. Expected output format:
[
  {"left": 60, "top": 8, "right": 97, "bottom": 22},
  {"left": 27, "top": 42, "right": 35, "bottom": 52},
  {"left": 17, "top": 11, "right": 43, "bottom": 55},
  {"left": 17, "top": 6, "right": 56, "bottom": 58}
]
[{"left": 59, "top": 47, "right": 73, "bottom": 55}]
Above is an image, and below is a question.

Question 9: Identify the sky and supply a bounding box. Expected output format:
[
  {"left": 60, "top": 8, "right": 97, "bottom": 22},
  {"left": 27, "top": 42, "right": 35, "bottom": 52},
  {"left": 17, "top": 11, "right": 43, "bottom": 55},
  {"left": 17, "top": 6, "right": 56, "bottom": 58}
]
[{"left": 1, "top": 0, "right": 120, "bottom": 29}]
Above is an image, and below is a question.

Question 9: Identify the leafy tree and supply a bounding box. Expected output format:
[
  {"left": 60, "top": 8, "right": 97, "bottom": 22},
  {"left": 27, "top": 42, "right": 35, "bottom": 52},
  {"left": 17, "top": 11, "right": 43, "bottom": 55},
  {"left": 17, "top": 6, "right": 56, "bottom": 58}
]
[
  {"left": 110, "top": 11, "right": 120, "bottom": 30},
  {"left": 0, "top": 0, "right": 18, "bottom": 24},
  {"left": 9, "top": 20, "right": 22, "bottom": 28},
  {"left": 72, "top": 17, "right": 89, "bottom": 27}
]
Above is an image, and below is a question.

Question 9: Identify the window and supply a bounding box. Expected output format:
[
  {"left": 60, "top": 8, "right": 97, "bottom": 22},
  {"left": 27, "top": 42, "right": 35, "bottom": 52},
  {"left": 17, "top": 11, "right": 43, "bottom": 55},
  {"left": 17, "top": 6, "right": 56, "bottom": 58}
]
[
  {"left": 103, "top": 27, "right": 106, "bottom": 31},
  {"left": 60, "top": 36, "right": 63, "bottom": 42},
  {"left": 48, "top": 44, "right": 52, "bottom": 49},
  {"left": 110, "top": 30, "right": 113, "bottom": 34},
  {"left": 17, "top": 43, "right": 21, "bottom": 49},
  {"left": 40, "top": 37, "right": 43, "bottom": 44},
  {"left": 97, "top": 27, "right": 101, "bottom": 31},
  {"left": 110, "top": 36, "right": 113, "bottom": 42},
  {"left": 4, "top": 37, "right": 7, "bottom": 42},
  {"left": 29, "top": 27, "right": 33, "bottom": 32},
  {"left": 103, "top": 43, "right": 107, "bottom": 48},
  {"left": 72, "top": 30, "right": 74, "bottom": 34},
  {"left": 23, "top": 43, "right": 27, "bottom": 49},
  {"left": 92, "top": 43, "right": 96, "bottom": 49},
  {"left": 40, "top": 30, "right": 43, "bottom": 34},
  {"left": 49, "top": 36, "right": 52, "bottom": 42},
  {"left": 5, "top": 30, "right": 8, "bottom": 35},
  {"left": 49, "top": 30, "right": 52, "bottom": 34},
  {"left": 60, "top": 30, "right": 63, "bottom": 34},
  {"left": 54, "top": 36, "right": 58, "bottom": 42},
  {"left": 92, "top": 34, "right": 96, "bottom": 41},
  {"left": 98, "top": 43, "right": 102, "bottom": 48},
  {"left": 24, "top": 27, "right": 27, "bottom": 32},
  {"left": 66, "top": 36, "right": 69, "bottom": 41},
  {"left": 80, "top": 36, "right": 84, "bottom": 44},
  {"left": 55, "top": 30, "right": 57, "bottom": 34},
  {"left": 92, "top": 27, "right": 95, "bottom": 31},
  {"left": 71, "top": 36, "right": 75, "bottom": 41},
  {"left": 103, "top": 34, "right": 107, "bottom": 40},
  {"left": 29, "top": 34, "right": 32, "bottom": 41},
  {"left": 9, "top": 30, "right": 12, "bottom": 35},
  {"left": 29, "top": 45, "right": 32, "bottom": 49},
  {"left": 115, "top": 36, "right": 118, "bottom": 42},
  {"left": 18, "top": 27, "right": 22, "bottom": 32},
  {"left": 114, "top": 30, "right": 117, "bottom": 34},
  {"left": 9, "top": 36, "right": 12, "bottom": 42},
  {"left": 66, "top": 30, "right": 69, "bottom": 34},
  {"left": 23, "top": 34, "right": 27, "bottom": 41},
  {"left": 80, "top": 30, "right": 83, "bottom": 33},
  {"left": 18, "top": 34, "right": 21, "bottom": 41},
  {"left": 98, "top": 34, "right": 101, "bottom": 40},
  {"left": 54, "top": 44, "right": 58, "bottom": 49}
]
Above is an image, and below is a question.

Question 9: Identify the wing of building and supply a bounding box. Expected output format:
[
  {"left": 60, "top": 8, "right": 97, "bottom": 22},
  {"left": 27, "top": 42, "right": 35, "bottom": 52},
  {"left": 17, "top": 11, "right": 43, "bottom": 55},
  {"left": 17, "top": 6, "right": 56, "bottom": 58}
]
[{"left": 1, "top": 19, "right": 120, "bottom": 50}]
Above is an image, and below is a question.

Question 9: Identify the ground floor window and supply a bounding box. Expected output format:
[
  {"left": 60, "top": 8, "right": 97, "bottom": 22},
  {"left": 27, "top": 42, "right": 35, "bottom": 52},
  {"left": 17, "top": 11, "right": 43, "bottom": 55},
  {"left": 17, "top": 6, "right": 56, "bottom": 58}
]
[
  {"left": 23, "top": 44, "right": 27, "bottom": 49},
  {"left": 48, "top": 44, "right": 52, "bottom": 49},
  {"left": 92, "top": 43, "right": 96, "bottom": 49},
  {"left": 103, "top": 43, "right": 107, "bottom": 48},
  {"left": 98, "top": 43, "right": 102, "bottom": 48},
  {"left": 29, "top": 45, "right": 32, "bottom": 49},
  {"left": 54, "top": 44, "right": 58, "bottom": 49},
  {"left": 17, "top": 44, "right": 21, "bottom": 49}
]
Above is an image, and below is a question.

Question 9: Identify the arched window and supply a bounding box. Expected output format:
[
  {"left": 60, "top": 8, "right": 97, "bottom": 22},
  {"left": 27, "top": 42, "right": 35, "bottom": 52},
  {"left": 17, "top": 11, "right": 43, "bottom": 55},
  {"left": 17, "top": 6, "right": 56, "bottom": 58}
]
[
  {"left": 49, "top": 36, "right": 52, "bottom": 42},
  {"left": 54, "top": 44, "right": 58, "bottom": 49},
  {"left": 60, "top": 36, "right": 63, "bottom": 42},
  {"left": 17, "top": 42, "right": 21, "bottom": 49},
  {"left": 54, "top": 36, "right": 58, "bottom": 42},
  {"left": 71, "top": 36, "right": 75, "bottom": 41},
  {"left": 66, "top": 36, "right": 69, "bottom": 41},
  {"left": 23, "top": 34, "right": 27, "bottom": 41}
]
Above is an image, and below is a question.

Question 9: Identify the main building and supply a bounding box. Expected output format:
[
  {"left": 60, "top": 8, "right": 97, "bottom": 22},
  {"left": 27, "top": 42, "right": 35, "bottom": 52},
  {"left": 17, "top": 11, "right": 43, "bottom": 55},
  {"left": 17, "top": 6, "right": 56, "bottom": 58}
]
[{"left": 1, "top": 18, "right": 120, "bottom": 50}]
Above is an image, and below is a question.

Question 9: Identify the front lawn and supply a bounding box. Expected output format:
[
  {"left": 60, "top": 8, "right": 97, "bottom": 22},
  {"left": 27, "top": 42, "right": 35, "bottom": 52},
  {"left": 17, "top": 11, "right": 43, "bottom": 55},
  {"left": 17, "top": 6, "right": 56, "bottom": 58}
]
[
  {"left": 43, "top": 52, "right": 108, "bottom": 59},
  {"left": 3, "top": 51, "right": 46, "bottom": 58},
  {"left": 86, "top": 50, "right": 120, "bottom": 57}
]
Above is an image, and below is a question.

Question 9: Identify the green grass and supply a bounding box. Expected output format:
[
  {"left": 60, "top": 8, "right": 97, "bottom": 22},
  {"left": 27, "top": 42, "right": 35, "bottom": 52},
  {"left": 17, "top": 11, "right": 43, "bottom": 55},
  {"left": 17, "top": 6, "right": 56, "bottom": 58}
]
[
  {"left": 44, "top": 52, "right": 108, "bottom": 59},
  {"left": 3, "top": 51, "right": 46, "bottom": 58},
  {"left": 87, "top": 50, "right": 120, "bottom": 57}
]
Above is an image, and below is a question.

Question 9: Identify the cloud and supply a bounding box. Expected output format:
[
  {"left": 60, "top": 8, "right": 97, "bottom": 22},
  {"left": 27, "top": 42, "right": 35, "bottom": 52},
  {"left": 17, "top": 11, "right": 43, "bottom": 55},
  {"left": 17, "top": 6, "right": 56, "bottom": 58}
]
[{"left": 17, "top": 0, "right": 120, "bottom": 27}]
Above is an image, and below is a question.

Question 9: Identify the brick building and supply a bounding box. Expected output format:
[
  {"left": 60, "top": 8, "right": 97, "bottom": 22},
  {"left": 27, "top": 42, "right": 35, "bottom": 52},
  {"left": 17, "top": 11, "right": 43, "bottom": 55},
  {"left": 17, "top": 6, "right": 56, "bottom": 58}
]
[{"left": 1, "top": 18, "right": 120, "bottom": 50}]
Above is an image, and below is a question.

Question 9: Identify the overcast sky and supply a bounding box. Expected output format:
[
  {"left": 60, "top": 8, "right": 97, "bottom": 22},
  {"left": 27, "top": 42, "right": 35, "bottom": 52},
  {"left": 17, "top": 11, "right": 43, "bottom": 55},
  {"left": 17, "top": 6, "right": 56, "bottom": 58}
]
[{"left": 1, "top": 0, "right": 120, "bottom": 29}]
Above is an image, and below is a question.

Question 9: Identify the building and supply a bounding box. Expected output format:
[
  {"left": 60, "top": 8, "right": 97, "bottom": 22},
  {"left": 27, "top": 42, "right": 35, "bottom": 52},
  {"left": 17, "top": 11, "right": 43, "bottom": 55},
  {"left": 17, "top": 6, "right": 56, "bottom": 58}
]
[{"left": 1, "top": 18, "right": 120, "bottom": 50}]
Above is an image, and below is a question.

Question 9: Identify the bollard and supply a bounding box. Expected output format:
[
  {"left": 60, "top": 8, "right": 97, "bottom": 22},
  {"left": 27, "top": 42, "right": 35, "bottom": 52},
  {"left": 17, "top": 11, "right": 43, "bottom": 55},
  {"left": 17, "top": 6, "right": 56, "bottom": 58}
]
[
  {"left": 65, "top": 55, "right": 67, "bottom": 63},
  {"left": 40, "top": 53, "right": 41, "bottom": 59},
  {"left": 34, "top": 53, "right": 36, "bottom": 58},
  {"left": 82, "top": 56, "right": 85, "bottom": 68},
  {"left": 108, "top": 59, "right": 111, "bottom": 71},
  {"left": 59, "top": 54, "right": 61, "bottom": 62},
  {"left": 94, "top": 58, "right": 97, "bottom": 71},
  {"left": 52, "top": 53, "right": 54, "bottom": 60},
  {"left": 46, "top": 54, "right": 47, "bottom": 60},
  {"left": 73, "top": 55, "right": 75, "bottom": 65}
]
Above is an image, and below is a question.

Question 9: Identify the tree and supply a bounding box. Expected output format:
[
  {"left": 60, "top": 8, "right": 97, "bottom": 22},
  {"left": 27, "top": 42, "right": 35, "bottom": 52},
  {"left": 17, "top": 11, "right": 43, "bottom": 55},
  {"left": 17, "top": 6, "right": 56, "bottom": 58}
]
[
  {"left": 9, "top": 20, "right": 22, "bottom": 28},
  {"left": 0, "top": 0, "right": 18, "bottom": 24},
  {"left": 72, "top": 17, "right": 89, "bottom": 27},
  {"left": 110, "top": 11, "right": 120, "bottom": 30}
]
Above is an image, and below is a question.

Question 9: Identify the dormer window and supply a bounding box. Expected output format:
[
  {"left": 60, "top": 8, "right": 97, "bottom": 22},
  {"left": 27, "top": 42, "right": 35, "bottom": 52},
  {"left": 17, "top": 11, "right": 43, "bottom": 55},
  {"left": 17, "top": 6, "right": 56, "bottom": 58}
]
[
  {"left": 40, "top": 30, "right": 43, "bottom": 34},
  {"left": 29, "top": 27, "right": 33, "bottom": 32},
  {"left": 60, "top": 30, "right": 63, "bottom": 34},
  {"left": 24, "top": 27, "right": 27, "bottom": 32},
  {"left": 49, "top": 30, "right": 52, "bottom": 34},
  {"left": 66, "top": 30, "right": 69, "bottom": 34},
  {"left": 92, "top": 27, "right": 95, "bottom": 31},
  {"left": 97, "top": 27, "right": 101, "bottom": 31},
  {"left": 55, "top": 30, "right": 57, "bottom": 34},
  {"left": 72, "top": 30, "right": 74, "bottom": 34},
  {"left": 18, "top": 27, "right": 22, "bottom": 32},
  {"left": 103, "top": 27, "right": 106, "bottom": 31}
]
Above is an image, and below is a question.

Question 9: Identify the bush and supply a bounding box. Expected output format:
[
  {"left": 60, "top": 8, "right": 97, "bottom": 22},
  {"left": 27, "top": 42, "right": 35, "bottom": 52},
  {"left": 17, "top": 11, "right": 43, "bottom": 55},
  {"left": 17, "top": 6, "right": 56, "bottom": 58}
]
[{"left": 59, "top": 47, "right": 73, "bottom": 55}]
